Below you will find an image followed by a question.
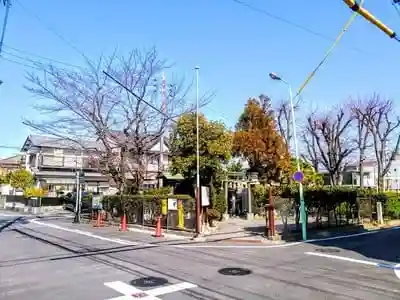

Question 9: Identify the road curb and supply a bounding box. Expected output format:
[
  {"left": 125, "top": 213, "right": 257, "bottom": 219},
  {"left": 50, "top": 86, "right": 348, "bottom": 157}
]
[{"left": 220, "top": 238, "right": 266, "bottom": 244}]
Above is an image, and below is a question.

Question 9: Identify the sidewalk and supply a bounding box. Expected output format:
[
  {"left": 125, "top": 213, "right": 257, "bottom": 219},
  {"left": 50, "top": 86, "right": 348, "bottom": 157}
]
[
  {"left": 0, "top": 208, "right": 74, "bottom": 219},
  {"left": 200, "top": 217, "right": 277, "bottom": 243}
]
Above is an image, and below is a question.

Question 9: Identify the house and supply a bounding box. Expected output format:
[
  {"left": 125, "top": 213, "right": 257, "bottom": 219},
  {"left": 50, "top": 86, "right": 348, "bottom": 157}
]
[
  {"left": 105, "top": 131, "right": 170, "bottom": 189},
  {"left": 0, "top": 154, "right": 24, "bottom": 175},
  {"left": 21, "top": 135, "right": 110, "bottom": 195},
  {"left": 326, "top": 154, "right": 400, "bottom": 190},
  {"left": 341, "top": 161, "right": 377, "bottom": 187},
  {"left": 20, "top": 133, "right": 171, "bottom": 193}
]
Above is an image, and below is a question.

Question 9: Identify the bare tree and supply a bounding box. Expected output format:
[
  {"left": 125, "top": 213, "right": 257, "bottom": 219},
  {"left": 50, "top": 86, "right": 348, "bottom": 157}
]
[
  {"left": 363, "top": 95, "right": 400, "bottom": 191},
  {"left": 350, "top": 97, "right": 372, "bottom": 189},
  {"left": 275, "top": 96, "right": 301, "bottom": 147},
  {"left": 23, "top": 47, "right": 212, "bottom": 191},
  {"left": 300, "top": 132, "right": 320, "bottom": 172},
  {"left": 306, "top": 107, "right": 356, "bottom": 185}
]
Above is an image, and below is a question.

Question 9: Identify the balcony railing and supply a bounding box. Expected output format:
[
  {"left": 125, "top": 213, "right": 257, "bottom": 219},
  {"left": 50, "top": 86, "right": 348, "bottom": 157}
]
[
  {"left": 39, "top": 154, "right": 99, "bottom": 169},
  {"left": 34, "top": 154, "right": 168, "bottom": 172}
]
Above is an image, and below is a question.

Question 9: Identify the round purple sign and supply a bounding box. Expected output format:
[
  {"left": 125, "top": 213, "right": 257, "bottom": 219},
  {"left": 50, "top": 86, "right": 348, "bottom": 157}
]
[{"left": 293, "top": 171, "right": 304, "bottom": 182}]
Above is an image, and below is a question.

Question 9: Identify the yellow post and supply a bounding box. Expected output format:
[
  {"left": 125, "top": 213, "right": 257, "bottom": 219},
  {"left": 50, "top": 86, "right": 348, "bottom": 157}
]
[
  {"left": 177, "top": 199, "right": 184, "bottom": 229},
  {"left": 161, "top": 199, "right": 167, "bottom": 216},
  {"left": 343, "top": 0, "right": 396, "bottom": 39}
]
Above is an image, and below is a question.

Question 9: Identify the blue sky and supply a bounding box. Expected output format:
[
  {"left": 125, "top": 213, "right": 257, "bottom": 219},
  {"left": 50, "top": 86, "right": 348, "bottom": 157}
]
[{"left": 0, "top": 0, "right": 399, "bottom": 157}]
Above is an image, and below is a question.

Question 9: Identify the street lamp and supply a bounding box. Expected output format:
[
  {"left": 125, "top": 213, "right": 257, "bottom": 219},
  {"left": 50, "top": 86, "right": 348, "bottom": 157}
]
[
  {"left": 195, "top": 66, "right": 201, "bottom": 236},
  {"left": 269, "top": 72, "right": 307, "bottom": 241}
]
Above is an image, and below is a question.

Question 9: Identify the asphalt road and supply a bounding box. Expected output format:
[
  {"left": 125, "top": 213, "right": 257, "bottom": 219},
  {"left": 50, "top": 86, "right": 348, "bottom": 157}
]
[{"left": 1, "top": 212, "right": 400, "bottom": 300}]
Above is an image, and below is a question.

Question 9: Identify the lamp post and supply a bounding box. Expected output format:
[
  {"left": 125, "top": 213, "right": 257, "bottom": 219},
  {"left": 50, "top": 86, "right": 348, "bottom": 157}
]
[
  {"left": 269, "top": 72, "right": 307, "bottom": 241},
  {"left": 195, "top": 66, "right": 201, "bottom": 236}
]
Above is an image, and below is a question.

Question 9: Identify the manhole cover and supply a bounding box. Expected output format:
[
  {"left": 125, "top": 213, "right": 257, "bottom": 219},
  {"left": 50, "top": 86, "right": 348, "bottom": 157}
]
[
  {"left": 218, "top": 267, "right": 252, "bottom": 276},
  {"left": 130, "top": 277, "right": 169, "bottom": 288},
  {"left": 315, "top": 248, "right": 340, "bottom": 253}
]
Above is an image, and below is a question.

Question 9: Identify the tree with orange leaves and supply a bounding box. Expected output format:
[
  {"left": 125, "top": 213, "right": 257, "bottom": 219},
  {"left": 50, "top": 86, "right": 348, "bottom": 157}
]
[{"left": 233, "top": 95, "right": 291, "bottom": 183}]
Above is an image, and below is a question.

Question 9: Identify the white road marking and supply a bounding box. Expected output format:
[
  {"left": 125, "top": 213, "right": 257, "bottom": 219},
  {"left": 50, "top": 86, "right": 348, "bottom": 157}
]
[
  {"left": 30, "top": 219, "right": 153, "bottom": 247},
  {"left": 28, "top": 218, "right": 400, "bottom": 250},
  {"left": 0, "top": 213, "right": 25, "bottom": 217},
  {"left": 305, "top": 251, "right": 400, "bottom": 281},
  {"left": 395, "top": 264, "right": 400, "bottom": 279},
  {"left": 305, "top": 251, "right": 379, "bottom": 267},
  {"left": 174, "top": 226, "right": 400, "bottom": 249},
  {"left": 104, "top": 280, "right": 197, "bottom": 300}
]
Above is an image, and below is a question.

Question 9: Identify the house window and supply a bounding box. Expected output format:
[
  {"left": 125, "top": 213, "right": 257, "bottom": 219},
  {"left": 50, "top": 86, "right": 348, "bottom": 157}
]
[{"left": 149, "top": 155, "right": 158, "bottom": 165}]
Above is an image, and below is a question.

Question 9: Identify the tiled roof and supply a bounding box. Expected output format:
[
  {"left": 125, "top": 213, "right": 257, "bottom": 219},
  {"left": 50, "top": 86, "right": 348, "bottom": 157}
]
[
  {"left": 21, "top": 135, "right": 101, "bottom": 151},
  {"left": 21, "top": 133, "right": 168, "bottom": 153},
  {"left": 0, "top": 154, "right": 24, "bottom": 164}
]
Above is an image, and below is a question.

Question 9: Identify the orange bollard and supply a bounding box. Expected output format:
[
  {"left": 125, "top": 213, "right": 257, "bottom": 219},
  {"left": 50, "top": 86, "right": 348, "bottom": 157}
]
[
  {"left": 153, "top": 216, "right": 163, "bottom": 237},
  {"left": 120, "top": 213, "right": 127, "bottom": 232},
  {"left": 94, "top": 210, "right": 104, "bottom": 228}
]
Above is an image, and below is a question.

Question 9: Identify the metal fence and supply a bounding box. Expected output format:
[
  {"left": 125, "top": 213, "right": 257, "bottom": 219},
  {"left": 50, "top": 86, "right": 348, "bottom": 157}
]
[{"left": 102, "top": 197, "right": 196, "bottom": 231}]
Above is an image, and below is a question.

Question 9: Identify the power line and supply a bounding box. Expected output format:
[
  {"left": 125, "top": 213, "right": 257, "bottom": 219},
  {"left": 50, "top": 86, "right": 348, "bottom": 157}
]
[
  {"left": 14, "top": 0, "right": 91, "bottom": 63},
  {"left": 1, "top": 55, "right": 40, "bottom": 69},
  {"left": 2, "top": 45, "right": 81, "bottom": 68},
  {"left": 103, "top": 70, "right": 177, "bottom": 124},
  {"left": 230, "top": 0, "right": 382, "bottom": 56},
  {"left": 295, "top": 2, "right": 362, "bottom": 99},
  {"left": 392, "top": 1, "right": 400, "bottom": 19},
  {"left": 0, "top": 145, "right": 20, "bottom": 149}
]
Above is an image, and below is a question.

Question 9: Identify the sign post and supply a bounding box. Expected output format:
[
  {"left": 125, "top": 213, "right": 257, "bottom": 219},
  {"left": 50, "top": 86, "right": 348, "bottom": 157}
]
[{"left": 293, "top": 171, "right": 306, "bottom": 240}]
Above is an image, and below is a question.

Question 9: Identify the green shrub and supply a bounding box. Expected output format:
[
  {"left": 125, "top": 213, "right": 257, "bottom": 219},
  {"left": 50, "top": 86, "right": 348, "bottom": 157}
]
[
  {"left": 209, "top": 182, "right": 227, "bottom": 217},
  {"left": 384, "top": 192, "right": 400, "bottom": 219},
  {"left": 143, "top": 187, "right": 173, "bottom": 195},
  {"left": 251, "top": 184, "right": 268, "bottom": 208}
]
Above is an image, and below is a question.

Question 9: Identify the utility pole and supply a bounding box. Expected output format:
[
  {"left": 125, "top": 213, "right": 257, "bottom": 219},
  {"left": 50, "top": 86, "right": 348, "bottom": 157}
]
[
  {"left": 195, "top": 66, "right": 201, "bottom": 236},
  {"left": 73, "top": 151, "right": 83, "bottom": 223},
  {"left": 0, "top": 0, "right": 11, "bottom": 56},
  {"left": 74, "top": 168, "right": 81, "bottom": 223},
  {"left": 343, "top": 0, "right": 399, "bottom": 41},
  {"left": 159, "top": 73, "right": 166, "bottom": 179}
]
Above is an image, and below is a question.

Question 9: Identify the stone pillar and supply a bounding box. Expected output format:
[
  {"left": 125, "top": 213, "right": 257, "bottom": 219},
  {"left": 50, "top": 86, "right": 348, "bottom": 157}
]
[
  {"left": 246, "top": 186, "right": 254, "bottom": 220},
  {"left": 377, "top": 202, "right": 384, "bottom": 224},
  {"left": 223, "top": 181, "right": 229, "bottom": 220}
]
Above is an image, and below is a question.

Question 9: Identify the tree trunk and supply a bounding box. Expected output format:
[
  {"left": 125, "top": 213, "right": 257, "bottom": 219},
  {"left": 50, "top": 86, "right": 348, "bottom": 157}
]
[
  {"left": 377, "top": 163, "right": 383, "bottom": 192},
  {"left": 359, "top": 158, "right": 364, "bottom": 189},
  {"left": 330, "top": 172, "right": 342, "bottom": 186},
  {"left": 329, "top": 174, "right": 335, "bottom": 186},
  {"left": 377, "top": 175, "right": 384, "bottom": 192},
  {"left": 295, "top": 204, "right": 300, "bottom": 230}
]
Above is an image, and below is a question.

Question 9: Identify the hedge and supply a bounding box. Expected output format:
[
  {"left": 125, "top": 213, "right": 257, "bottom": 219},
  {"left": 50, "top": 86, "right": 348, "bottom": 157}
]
[{"left": 261, "top": 186, "right": 400, "bottom": 226}]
